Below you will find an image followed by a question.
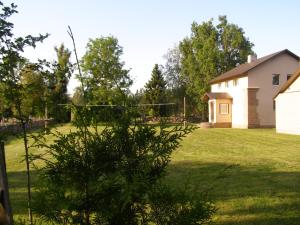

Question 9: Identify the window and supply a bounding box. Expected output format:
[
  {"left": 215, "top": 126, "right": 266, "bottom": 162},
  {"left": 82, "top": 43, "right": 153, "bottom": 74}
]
[
  {"left": 272, "top": 74, "right": 280, "bottom": 86},
  {"left": 233, "top": 79, "right": 238, "bottom": 86},
  {"left": 219, "top": 103, "right": 229, "bottom": 115},
  {"left": 225, "top": 81, "right": 229, "bottom": 88},
  {"left": 218, "top": 83, "right": 222, "bottom": 88},
  {"left": 287, "top": 74, "right": 292, "bottom": 80}
]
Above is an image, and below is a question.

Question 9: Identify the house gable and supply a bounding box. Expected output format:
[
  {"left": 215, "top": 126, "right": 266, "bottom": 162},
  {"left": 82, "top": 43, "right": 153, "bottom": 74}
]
[
  {"left": 210, "top": 49, "right": 299, "bottom": 84},
  {"left": 247, "top": 52, "right": 299, "bottom": 126}
]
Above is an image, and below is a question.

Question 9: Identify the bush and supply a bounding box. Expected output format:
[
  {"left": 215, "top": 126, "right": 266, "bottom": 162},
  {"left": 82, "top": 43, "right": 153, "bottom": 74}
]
[{"left": 32, "top": 106, "right": 214, "bottom": 225}]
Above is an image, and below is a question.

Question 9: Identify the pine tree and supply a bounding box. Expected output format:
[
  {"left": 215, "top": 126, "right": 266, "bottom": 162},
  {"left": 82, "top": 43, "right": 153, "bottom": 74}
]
[{"left": 145, "top": 64, "right": 167, "bottom": 116}]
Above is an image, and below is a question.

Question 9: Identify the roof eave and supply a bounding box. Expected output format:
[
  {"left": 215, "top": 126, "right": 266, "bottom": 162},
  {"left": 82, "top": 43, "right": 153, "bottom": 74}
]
[
  {"left": 210, "top": 49, "right": 300, "bottom": 85},
  {"left": 210, "top": 73, "right": 248, "bottom": 84}
]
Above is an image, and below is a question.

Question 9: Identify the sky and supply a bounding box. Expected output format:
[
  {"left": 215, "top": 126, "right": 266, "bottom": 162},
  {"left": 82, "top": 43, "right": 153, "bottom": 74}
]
[{"left": 8, "top": 0, "right": 300, "bottom": 95}]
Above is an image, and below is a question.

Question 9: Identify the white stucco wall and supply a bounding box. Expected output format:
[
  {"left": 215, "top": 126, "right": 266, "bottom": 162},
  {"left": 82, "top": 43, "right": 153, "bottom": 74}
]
[
  {"left": 248, "top": 53, "right": 299, "bottom": 127},
  {"left": 275, "top": 75, "right": 300, "bottom": 135},
  {"left": 211, "top": 76, "right": 248, "bottom": 128}
]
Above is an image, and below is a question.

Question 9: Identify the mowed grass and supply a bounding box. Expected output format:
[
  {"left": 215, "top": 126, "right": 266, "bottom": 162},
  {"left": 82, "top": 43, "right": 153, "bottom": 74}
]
[
  {"left": 4, "top": 125, "right": 300, "bottom": 224},
  {"left": 168, "top": 128, "right": 300, "bottom": 225}
]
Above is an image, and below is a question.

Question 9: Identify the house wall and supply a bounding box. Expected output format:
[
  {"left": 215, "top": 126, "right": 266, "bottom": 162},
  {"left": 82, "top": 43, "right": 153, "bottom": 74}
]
[
  {"left": 275, "top": 75, "right": 300, "bottom": 135},
  {"left": 211, "top": 76, "right": 248, "bottom": 128},
  {"left": 248, "top": 53, "right": 299, "bottom": 127}
]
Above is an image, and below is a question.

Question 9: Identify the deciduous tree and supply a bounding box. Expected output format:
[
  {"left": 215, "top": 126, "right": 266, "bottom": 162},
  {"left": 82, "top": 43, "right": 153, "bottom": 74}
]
[
  {"left": 179, "top": 16, "right": 253, "bottom": 118},
  {"left": 81, "top": 37, "right": 132, "bottom": 105}
]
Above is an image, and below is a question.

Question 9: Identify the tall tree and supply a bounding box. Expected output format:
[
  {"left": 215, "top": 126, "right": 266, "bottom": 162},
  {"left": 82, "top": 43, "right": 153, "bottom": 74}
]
[
  {"left": 180, "top": 16, "right": 254, "bottom": 117},
  {"left": 50, "top": 44, "right": 72, "bottom": 122},
  {"left": 145, "top": 64, "right": 167, "bottom": 116},
  {"left": 163, "top": 45, "right": 183, "bottom": 90},
  {"left": 81, "top": 36, "right": 132, "bottom": 105},
  {"left": 162, "top": 45, "right": 186, "bottom": 115},
  {"left": 20, "top": 63, "right": 45, "bottom": 118}
]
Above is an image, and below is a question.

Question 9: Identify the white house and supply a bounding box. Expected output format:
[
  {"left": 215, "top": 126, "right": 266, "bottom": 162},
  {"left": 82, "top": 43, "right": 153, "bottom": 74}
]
[
  {"left": 204, "top": 49, "right": 299, "bottom": 128},
  {"left": 274, "top": 68, "right": 300, "bottom": 135}
]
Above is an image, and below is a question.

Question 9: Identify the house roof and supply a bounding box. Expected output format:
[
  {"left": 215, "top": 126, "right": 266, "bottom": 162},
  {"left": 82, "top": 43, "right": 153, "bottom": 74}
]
[
  {"left": 203, "top": 92, "right": 232, "bottom": 101},
  {"left": 274, "top": 67, "right": 300, "bottom": 99},
  {"left": 210, "top": 49, "right": 299, "bottom": 84}
]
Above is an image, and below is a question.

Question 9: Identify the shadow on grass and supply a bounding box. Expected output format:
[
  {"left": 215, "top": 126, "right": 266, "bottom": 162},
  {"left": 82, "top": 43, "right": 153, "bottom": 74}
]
[
  {"left": 7, "top": 162, "right": 300, "bottom": 224},
  {"left": 167, "top": 161, "right": 300, "bottom": 225},
  {"left": 8, "top": 170, "right": 40, "bottom": 215},
  {"left": 216, "top": 216, "right": 300, "bottom": 225}
]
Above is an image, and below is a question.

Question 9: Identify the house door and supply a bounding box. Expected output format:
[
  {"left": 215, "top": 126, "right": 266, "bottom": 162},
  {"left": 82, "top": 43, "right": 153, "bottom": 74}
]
[{"left": 210, "top": 101, "right": 214, "bottom": 122}]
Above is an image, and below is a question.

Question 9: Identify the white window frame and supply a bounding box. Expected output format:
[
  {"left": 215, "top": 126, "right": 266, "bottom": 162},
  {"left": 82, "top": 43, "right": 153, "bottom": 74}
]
[{"left": 219, "top": 103, "right": 229, "bottom": 115}]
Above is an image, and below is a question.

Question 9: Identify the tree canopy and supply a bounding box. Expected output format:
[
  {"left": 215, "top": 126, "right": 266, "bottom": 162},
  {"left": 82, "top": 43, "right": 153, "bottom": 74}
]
[
  {"left": 179, "top": 15, "right": 254, "bottom": 116},
  {"left": 81, "top": 36, "right": 132, "bottom": 105},
  {"left": 144, "top": 64, "right": 167, "bottom": 116},
  {"left": 50, "top": 44, "right": 72, "bottom": 122}
]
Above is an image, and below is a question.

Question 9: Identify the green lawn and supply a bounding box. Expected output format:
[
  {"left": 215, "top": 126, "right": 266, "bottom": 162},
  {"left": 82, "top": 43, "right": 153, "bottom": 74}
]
[
  {"left": 4, "top": 126, "right": 300, "bottom": 224},
  {"left": 168, "top": 128, "right": 300, "bottom": 225}
]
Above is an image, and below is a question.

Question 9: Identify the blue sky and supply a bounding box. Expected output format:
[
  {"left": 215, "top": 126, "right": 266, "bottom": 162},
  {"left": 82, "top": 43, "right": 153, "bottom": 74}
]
[{"left": 8, "top": 0, "right": 300, "bottom": 94}]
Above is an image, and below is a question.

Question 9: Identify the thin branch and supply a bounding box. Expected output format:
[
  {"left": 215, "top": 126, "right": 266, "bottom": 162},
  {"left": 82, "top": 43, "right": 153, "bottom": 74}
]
[{"left": 67, "top": 26, "right": 86, "bottom": 103}]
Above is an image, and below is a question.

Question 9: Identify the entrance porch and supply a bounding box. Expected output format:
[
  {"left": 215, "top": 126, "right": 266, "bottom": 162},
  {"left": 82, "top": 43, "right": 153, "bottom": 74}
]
[{"left": 203, "top": 92, "right": 232, "bottom": 128}]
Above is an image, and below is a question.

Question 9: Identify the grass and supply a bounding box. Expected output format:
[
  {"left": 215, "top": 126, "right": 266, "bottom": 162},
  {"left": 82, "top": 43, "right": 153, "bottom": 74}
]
[
  {"left": 168, "top": 128, "right": 300, "bottom": 225},
  {"left": 4, "top": 125, "right": 300, "bottom": 224}
]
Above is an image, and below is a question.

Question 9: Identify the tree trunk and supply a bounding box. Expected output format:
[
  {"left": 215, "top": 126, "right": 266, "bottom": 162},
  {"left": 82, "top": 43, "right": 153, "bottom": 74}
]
[
  {"left": 44, "top": 100, "right": 48, "bottom": 130},
  {"left": 20, "top": 120, "right": 33, "bottom": 225}
]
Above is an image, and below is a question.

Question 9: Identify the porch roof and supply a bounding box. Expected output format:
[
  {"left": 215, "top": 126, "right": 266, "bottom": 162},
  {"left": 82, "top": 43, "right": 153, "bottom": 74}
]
[{"left": 203, "top": 92, "right": 232, "bottom": 101}]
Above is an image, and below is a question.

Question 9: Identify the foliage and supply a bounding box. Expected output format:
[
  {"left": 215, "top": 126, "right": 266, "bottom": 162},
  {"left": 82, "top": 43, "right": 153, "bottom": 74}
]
[
  {"left": 0, "top": 1, "right": 48, "bottom": 224},
  {"left": 32, "top": 30, "right": 214, "bottom": 224},
  {"left": 0, "top": 82, "right": 13, "bottom": 120},
  {"left": 32, "top": 105, "right": 215, "bottom": 225},
  {"left": 81, "top": 36, "right": 132, "bottom": 105},
  {"left": 163, "top": 45, "right": 184, "bottom": 91},
  {"left": 72, "top": 87, "right": 85, "bottom": 106},
  {"left": 49, "top": 44, "right": 73, "bottom": 122},
  {"left": 144, "top": 64, "right": 167, "bottom": 116},
  {"left": 179, "top": 15, "right": 254, "bottom": 116},
  {"left": 162, "top": 46, "right": 186, "bottom": 116},
  {"left": 19, "top": 63, "right": 45, "bottom": 118},
  {"left": 149, "top": 184, "right": 214, "bottom": 225}
]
